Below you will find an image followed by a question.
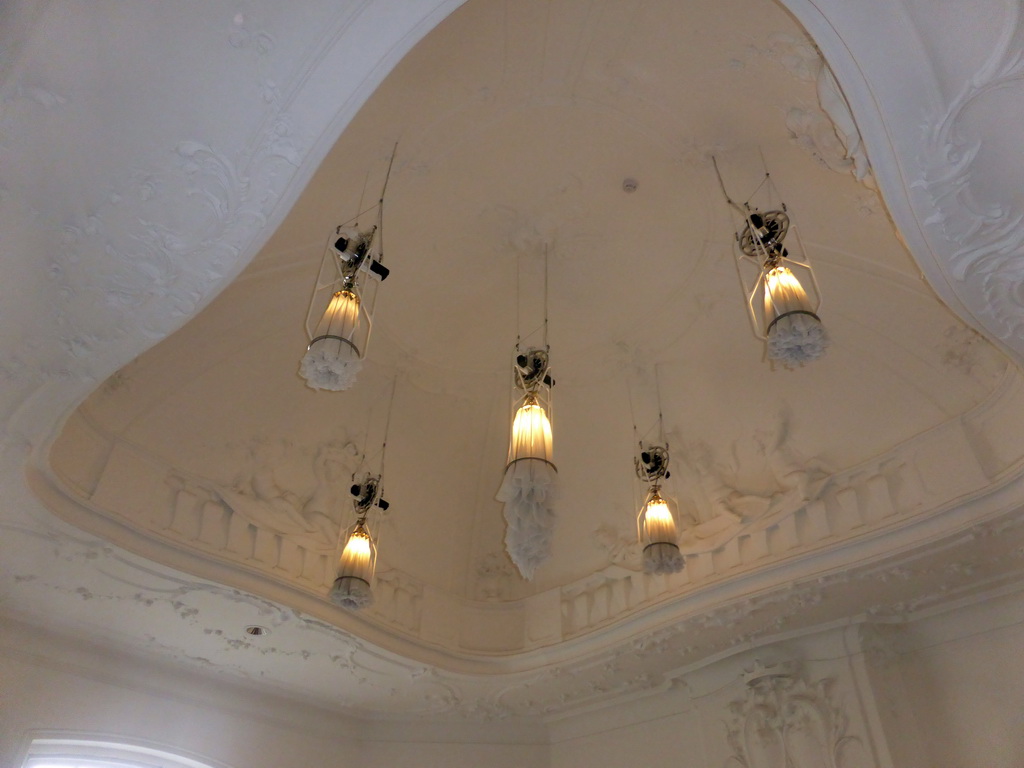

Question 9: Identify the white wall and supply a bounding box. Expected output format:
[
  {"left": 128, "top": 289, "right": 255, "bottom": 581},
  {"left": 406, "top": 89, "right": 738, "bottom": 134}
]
[
  {"left": 550, "top": 695, "right": 707, "bottom": 768},
  {"left": 362, "top": 742, "right": 547, "bottom": 768},
  {"left": 0, "top": 616, "right": 548, "bottom": 768},
  {"left": 0, "top": 618, "right": 362, "bottom": 768},
  {"left": 549, "top": 588, "right": 1024, "bottom": 768},
  {"left": 5, "top": 589, "right": 1024, "bottom": 768},
  {"left": 896, "top": 591, "right": 1024, "bottom": 768}
]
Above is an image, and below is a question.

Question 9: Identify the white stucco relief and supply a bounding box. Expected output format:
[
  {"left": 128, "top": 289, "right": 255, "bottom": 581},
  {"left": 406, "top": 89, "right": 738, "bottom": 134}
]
[
  {"left": 40, "top": 366, "right": 1024, "bottom": 661},
  {"left": 6, "top": 0, "right": 998, "bottom": 447},
  {"left": 0, "top": 4, "right": 1013, "bottom": 433},
  {"left": 752, "top": 33, "right": 872, "bottom": 183},
  {"left": 724, "top": 662, "right": 867, "bottom": 768},
  {"left": 917, "top": 5, "right": 1024, "bottom": 349},
  {"left": 775, "top": 0, "right": 1024, "bottom": 364},
  {"left": 166, "top": 438, "right": 358, "bottom": 579},
  {"left": 8, "top": 467, "right": 1024, "bottom": 721}
]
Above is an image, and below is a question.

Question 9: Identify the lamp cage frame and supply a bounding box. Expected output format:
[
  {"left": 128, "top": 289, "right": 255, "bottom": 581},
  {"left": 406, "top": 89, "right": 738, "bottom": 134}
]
[
  {"left": 304, "top": 226, "right": 382, "bottom": 361},
  {"left": 733, "top": 209, "right": 823, "bottom": 343},
  {"left": 506, "top": 346, "right": 556, "bottom": 470}
]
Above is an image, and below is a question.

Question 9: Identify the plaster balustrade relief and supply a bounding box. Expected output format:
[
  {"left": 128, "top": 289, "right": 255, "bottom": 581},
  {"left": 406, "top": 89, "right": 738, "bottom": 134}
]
[{"left": 39, "top": 366, "right": 1024, "bottom": 663}]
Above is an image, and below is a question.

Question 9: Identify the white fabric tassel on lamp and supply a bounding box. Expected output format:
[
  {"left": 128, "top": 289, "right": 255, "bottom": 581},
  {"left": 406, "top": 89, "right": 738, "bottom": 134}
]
[
  {"left": 301, "top": 288, "right": 363, "bottom": 391},
  {"left": 498, "top": 391, "right": 557, "bottom": 580},
  {"left": 763, "top": 266, "right": 828, "bottom": 367}
]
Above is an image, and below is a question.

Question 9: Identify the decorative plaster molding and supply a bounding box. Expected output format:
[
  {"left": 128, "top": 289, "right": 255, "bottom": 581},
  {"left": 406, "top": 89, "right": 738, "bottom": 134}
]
[
  {"left": 475, "top": 552, "right": 517, "bottom": 601},
  {"left": 165, "top": 438, "right": 359, "bottom": 583},
  {"left": 724, "top": 662, "right": 865, "bottom": 768},
  {"left": 917, "top": 5, "right": 1024, "bottom": 347},
  {"left": 8, "top": 482, "right": 1024, "bottom": 722},
  {"left": 35, "top": 366, "right": 1024, "bottom": 665},
  {"left": 752, "top": 32, "right": 873, "bottom": 184},
  {"left": 814, "top": 64, "right": 871, "bottom": 183}
]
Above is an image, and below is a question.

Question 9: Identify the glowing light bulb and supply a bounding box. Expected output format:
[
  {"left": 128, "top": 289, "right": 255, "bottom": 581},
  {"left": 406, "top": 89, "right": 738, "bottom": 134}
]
[
  {"left": 339, "top": 525, "right": 373, "bottom": 578},
  {"left": 639, "top": 489, "right": 684, "bottom": 575},
  {"left": 763, "top": 266, "right": 812, "bottom": 323},
  {"left": 641, "top": 491, "right": 678, "bottom": 545},
  {"left": 330, "top": 522, "right": 375, "bottom": 610},
  {"left": 315, "top": 289, "right": 361, "bottom": 342}
]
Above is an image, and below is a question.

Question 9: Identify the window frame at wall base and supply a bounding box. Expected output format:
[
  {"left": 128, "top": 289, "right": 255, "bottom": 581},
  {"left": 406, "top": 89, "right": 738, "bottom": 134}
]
[{"left": 20, "top": 734, "right": 228, "bottom": 768}]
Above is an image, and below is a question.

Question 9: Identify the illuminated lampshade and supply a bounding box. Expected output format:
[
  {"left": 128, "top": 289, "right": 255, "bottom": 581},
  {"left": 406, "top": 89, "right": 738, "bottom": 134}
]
[
  {"left": 638, "top": 489, "right": 684, "bottom": 575},
  {"left": 509, "top": 394, "right": 553, "bottom": 463},
  {"left": 300, "top": 289, "right": 363, "bottom": 391},
  {"left": 316, "top": 289, "right": 362, "bottom": 341},
  {"left": 497, "top": 349, "right": 558, "bottom": 581},
  {"left": 330, "top": 520, "right": 376, "bottom": 610},
  {"left": 761, "top": 265, "right": 827, "bottom": 367}
]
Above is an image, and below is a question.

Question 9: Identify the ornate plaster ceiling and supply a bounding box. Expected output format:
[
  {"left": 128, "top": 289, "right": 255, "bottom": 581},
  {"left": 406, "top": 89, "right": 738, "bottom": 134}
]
[
  {"left": 5, "top": 0, "right": 1024, "bottom": 729},
  {"left": 40, "top": 0, "right": 1018, "bottom": 654}
]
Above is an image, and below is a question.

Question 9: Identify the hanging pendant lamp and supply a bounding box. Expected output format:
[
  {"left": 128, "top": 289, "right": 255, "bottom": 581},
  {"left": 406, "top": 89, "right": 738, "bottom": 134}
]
[
  {"left": 497, "top": 347, "right": 557, "bottom": 580},
  {"left": 332, "top": 517, "right": 377, "bottom": 609},
  {"left": 713, "top": 158, "right": 828, "bottom": 368},
  {"left": 739, "top": 210, "right": 827, "bottom": 367},
  {"left": 300, "top": 227, "right": 389, "bottom": 391},
  {"left": 299, "top": 228, "right": 387, "bottom": 391},
  {"left": 635, "top": 444, "right": 684, "bottom": 575},
  {"left": 300, "top": 147, "right": 397, "bottom": 391},
  {"left": 330, "top": 474, "right": 390, "bottom": 610}
]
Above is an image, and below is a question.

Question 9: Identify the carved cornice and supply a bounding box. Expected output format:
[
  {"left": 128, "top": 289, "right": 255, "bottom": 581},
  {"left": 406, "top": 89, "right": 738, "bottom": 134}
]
[{"left": 32, "top": 366, "right": 1024, "bottom": 673}]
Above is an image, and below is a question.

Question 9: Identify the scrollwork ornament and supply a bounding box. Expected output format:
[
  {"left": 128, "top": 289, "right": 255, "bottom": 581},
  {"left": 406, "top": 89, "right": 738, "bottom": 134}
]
[
  {"left": 724, "top": 665, "right": 864, "bottom": 768},
  {"left": 916, "top": 5, "right": 1024, "bottom": 345}
]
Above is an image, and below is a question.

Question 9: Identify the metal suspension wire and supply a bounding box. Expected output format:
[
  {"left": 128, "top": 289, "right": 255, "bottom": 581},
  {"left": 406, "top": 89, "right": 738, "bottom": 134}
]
[
  {"left": 712, "top": 154, "right": 774, "bottom": 215},
  {"left": 712, "top": 155, "right": 745, "bottom": 216},
  {"left": 379, "top": 375, "right": 398, "bottom": 478},
  {"left": 626, "top": 376, "right": 640, "bottom": 448},
  {"left": 515, "top": 251, "right": 521, "bottom": 352},
  {"left": 543, "top": 243, "right": 550, "bottom": 349},
  {"left": 512, "top": 249, "right": 553, "bottom": 353},
  {"left": 356, "top": 169, "right": 370, "bottom": 227},
  {"left": 336, "top": 203, "right": 381, "bottom": 232},
  {"left": 747, "top": 171, "right": 770, "bottom": 203},
  {"left": 654, "top": 363, "right": 667, "bottom": 449},
  {"left": 630, "top": 386, "right": 663, "bottom": 447},
  {"left": 376, "top": 143, "right": 399, "bottom": 262},
  {"left": 332, "top": 144, "right": 398, "bottom": 243},
  {"left": 352, "top": 398, "right": 374, "bottom": 481}
]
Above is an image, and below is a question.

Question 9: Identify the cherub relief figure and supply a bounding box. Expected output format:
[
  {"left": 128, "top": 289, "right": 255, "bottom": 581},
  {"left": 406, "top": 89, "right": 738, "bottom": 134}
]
[
  {"left": 168, "top": 437, "right": 359, "bottom": 553},
  {"left": 674, "top": 409, "right": 832, "bottom": 550}
]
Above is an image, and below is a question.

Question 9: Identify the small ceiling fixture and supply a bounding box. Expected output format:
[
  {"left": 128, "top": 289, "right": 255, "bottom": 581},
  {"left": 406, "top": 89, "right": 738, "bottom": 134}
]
[
  {"left": 300, "top": 148, "right": 396, "bottom": 391},
  {"left": 713, "top": 158, "right": 828, "bottom": 368}
]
